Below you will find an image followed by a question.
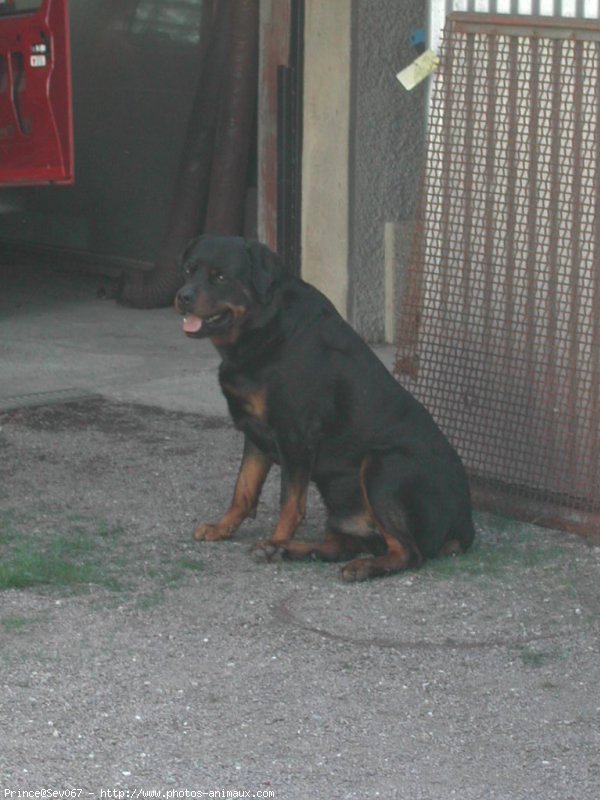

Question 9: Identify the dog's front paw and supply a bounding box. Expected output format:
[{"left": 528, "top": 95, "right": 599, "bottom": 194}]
[
  {"left": 193, "top": 522, "right": 233, "bottom": 542},
  {"left": 250, "top": 540, "right": 287, "bottom": 563}
]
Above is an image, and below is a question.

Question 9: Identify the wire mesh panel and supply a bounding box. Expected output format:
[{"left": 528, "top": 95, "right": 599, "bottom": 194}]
[{"left": 396, "top": 13, "right": 600, "bottom": 536}]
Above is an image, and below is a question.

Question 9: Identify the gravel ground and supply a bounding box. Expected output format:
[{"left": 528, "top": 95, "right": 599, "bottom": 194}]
[{"left": 0, "top": 397, "right": 599, "bottom": 799}]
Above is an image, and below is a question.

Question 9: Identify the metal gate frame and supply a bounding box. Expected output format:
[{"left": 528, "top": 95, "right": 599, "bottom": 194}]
[{"left": 396, "top": 13, "right": 600, "bottom": 538}]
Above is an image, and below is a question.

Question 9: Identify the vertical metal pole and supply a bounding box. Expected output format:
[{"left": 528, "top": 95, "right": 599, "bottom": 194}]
[
  {"left": 542, "top": 38, "right": 563, "bottom": 485},
  {"left": 483, "top": 34, "right": 497, "bottom": 372},
  {"left": 591, "top": 39, "right": 600, "bottom": 504},
  {"left": 504, "top": 35, "right": 519, "bottom": 377},
  {"left": 567, "top": 38, "right": 584, "bottom": 497},
  {"left": 525, "top": 36, "right": 540, "bottom": 457}
]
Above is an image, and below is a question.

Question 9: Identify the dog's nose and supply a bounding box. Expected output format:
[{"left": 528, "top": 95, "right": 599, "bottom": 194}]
[{"left": 176, "top": 285, "right": 195, "bottom": 313}]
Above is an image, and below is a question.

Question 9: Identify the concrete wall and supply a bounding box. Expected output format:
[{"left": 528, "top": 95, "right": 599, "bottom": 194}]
[
  {"left": 301, "top": 0, "right": 352, "bottom": 318},
  {"left": 348, "top": 0, "right": 428, "bottom": 342}
]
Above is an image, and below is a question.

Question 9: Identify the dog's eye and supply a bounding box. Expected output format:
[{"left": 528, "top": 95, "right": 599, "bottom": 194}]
[{"left": 209, "top": 268, "right": 226, "bottom": 284}]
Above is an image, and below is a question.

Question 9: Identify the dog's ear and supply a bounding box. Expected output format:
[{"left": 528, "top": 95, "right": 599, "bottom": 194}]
[{"left": 245, "top": 240, "right": 285, "bottom": 302}]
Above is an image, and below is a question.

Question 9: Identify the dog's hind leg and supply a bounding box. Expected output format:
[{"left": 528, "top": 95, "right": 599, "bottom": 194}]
[
  {"left": 339, "top": 524, "right": 416, "bottom": 582},
  {"left": 340, "top": 456, "right": 421, "bottom": 582}
]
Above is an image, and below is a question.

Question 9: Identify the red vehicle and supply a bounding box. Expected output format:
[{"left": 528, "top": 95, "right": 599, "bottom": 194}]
[
  {"left": 0, "top": 0, "right": 73, "bottom": 186},
  {"left": 0, "top": 1, "right": 267, "bottom": 307}
]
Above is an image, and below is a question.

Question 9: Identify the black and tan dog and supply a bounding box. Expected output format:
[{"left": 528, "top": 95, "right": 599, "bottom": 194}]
[{"left": 175, "top": 235, "right": 474, "bottom": 581}]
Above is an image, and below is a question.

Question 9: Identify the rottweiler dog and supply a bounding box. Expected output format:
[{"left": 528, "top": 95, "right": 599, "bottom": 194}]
[{"left": 175, "top": 235, "right": 474, "bottom": 581}]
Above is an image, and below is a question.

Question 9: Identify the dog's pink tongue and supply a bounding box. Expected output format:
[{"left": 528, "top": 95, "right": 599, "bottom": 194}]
[{"left": 183, "top": 314, "right": 203, "bottom": 334}]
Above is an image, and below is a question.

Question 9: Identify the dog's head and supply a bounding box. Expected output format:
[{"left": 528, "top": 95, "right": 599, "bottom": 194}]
[{"left": 174, "top": 236, "right": 286, "bottom": 347}]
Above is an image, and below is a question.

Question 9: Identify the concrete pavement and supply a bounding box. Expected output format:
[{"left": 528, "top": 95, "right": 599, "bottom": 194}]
[
  {"left": 0, "top": 263, "right": 227, "bottom": 415},
  {"left": 0, "top": 261, "right": 599, "bottom": 798}
]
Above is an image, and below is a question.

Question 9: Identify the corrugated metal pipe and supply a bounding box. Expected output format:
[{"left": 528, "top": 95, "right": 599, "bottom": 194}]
[{"left": 119, "top": 0, "right": 259, "bottom": 308}]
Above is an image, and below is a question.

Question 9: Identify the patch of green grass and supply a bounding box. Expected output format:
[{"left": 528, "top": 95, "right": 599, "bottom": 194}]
[
  {"left": 423, "top": 514, "right": 568, "bottom": 580},
  {"left": 423, "top": 540, "right": 515, "bottom": 578},
  {"left": 1, "top": 507, "right": 205, "bottom": 605},
  {"left": 0, "top": 536, "right": 98, "bottom": 591},
  {"left": 0, "top": 516, "right": 125, "bottom": 593},
  {"left": 1, "top": 614, "right": 42, "bottom": 633}
]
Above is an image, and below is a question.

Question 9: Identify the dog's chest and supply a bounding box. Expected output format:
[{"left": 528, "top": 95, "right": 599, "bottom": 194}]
[
  {"left": 221, "top": 375, "right": 278, "bottom": 456},
  {"left": 220, "top": 374, "right": 267, "bottom": 419}
]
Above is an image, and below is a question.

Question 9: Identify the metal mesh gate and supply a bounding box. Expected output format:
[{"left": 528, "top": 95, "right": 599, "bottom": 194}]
[{"left": 395, "top": 13, "right": 600, "bottom": 536}]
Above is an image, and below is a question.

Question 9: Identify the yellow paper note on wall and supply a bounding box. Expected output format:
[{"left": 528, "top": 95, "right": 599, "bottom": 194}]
[{"left": 396, "top": 49, "right": 439, "bottom": 91}]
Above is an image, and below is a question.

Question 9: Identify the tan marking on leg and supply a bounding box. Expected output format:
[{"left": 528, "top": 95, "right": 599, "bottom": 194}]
[
  {"left": 340, "top": 536, "right": 413, "bottom": 582},
  {"left": 340, "top": 457, "right": 418, "bottom": 580},
  {"left": 358, "top": 457, "right": 376, "bottom": 523},
  {"left": 194, "top": 449, "right": 272, "bottom": 541},
  {"left": 270, "top": 483, "right": 308, "bottom": 545},
  {"left": 251, "top": 477, "right": 309, "bottom": 559}
]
